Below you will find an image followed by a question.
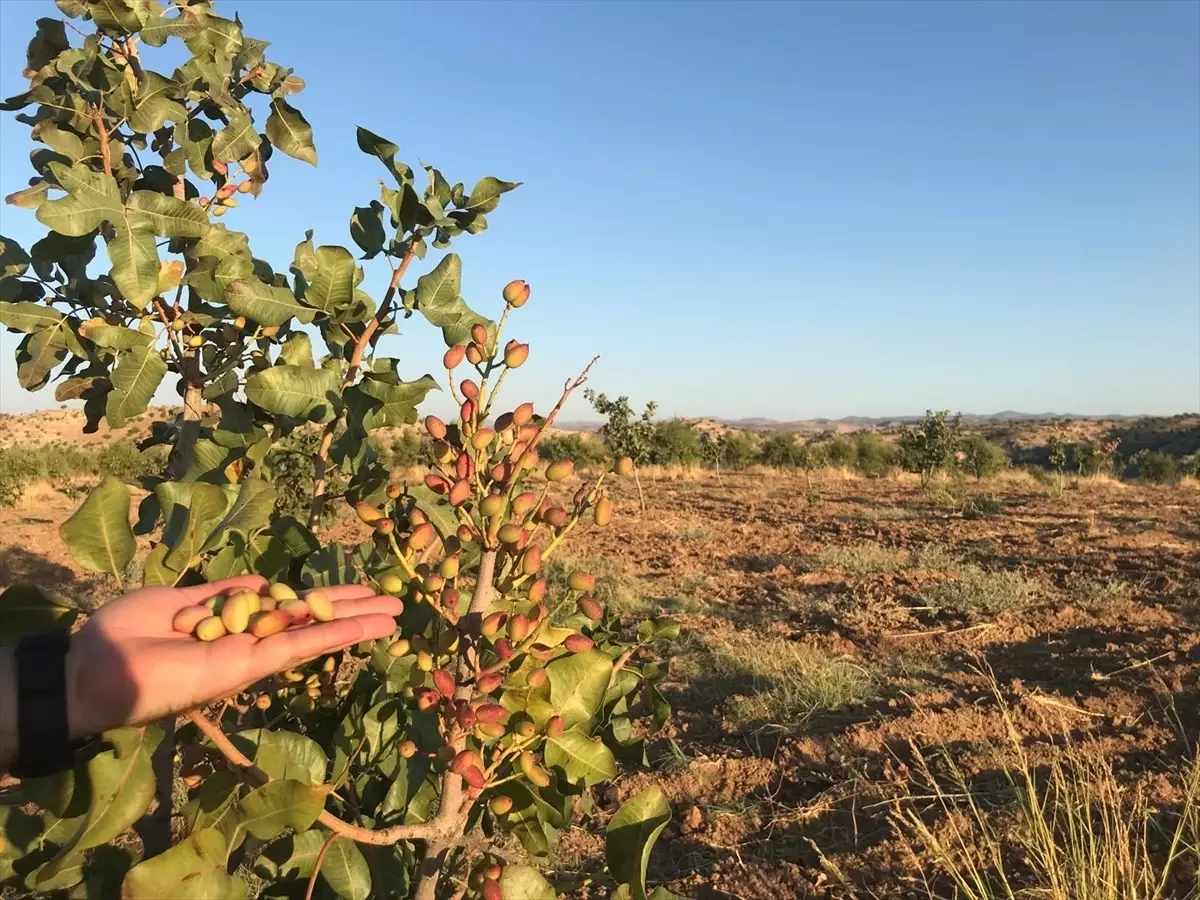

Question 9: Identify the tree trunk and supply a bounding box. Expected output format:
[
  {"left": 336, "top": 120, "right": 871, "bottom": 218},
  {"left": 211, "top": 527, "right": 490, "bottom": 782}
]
[{"left": 166, "top": 347, "right": 203, "bottom": 480}]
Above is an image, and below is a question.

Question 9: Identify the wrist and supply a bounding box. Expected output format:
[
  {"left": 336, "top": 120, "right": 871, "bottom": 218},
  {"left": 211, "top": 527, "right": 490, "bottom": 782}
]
[{"left": 64, "top": 643, "right": 106, "bottom": 741}]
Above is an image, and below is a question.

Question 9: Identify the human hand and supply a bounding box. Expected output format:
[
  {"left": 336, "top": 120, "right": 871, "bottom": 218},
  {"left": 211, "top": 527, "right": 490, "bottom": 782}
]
[{"left": 65, "top": 576, "right": 402, "bottom": 739}]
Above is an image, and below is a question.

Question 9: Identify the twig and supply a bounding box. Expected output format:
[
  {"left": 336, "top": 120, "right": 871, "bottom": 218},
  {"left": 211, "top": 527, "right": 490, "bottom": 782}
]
[
  {"left": 305, "top": 830, "right": 339, "bottom": 900},
  {"left": 887, "top": 623, "right": 995, "bottom": 639},
  {"left": 1027, "top": 694, "right": 1107, "bottom": 718},
  {"left": 508, "top": 356, "right": 599, "bottom": 479},
  {"left": 1092, "top": 651, "right": 1172, "bottom": 681},
  {"left": 93, "top": 108, "right": 111, "bottom": 176},
  {"left": 309, "top": 239, "right": 419, "bottom": 528},
  {"left": 185, "top": 709, "right": 444, "bottom": 844}
]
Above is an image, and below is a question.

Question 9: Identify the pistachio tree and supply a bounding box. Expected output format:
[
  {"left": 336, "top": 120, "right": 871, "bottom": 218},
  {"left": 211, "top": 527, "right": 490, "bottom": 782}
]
[{"left": 0, "top": 3, "right": 678, "bottom": 898}]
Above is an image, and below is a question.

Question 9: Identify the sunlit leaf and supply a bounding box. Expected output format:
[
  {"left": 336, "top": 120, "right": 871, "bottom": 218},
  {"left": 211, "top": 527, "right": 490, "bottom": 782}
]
[
  {"left": 105, "top": 345, "right": 167, "bottom": 427},
  {"left": 606, "top": 785, "right": 671, "bottom": 900},
  {"left": 59, "top": 475, "right": 135, "bottom": 577},
  {"left": 266, "top": 99, "right": 316, "bottom": 166}
]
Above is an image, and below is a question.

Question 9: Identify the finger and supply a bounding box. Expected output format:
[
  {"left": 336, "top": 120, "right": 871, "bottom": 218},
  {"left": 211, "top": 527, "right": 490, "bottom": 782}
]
[
  {"left": 302, "top": 584, "right": 376, "bottom": 603},
  {"left": 327, "top": 595, "right": 404, "bottom": 620},
  {"left": 251, "top": 614, "right": 399, "bottom": 674},
  {"left": 179, "top": 576, "right": 268, "bottom": 604}
]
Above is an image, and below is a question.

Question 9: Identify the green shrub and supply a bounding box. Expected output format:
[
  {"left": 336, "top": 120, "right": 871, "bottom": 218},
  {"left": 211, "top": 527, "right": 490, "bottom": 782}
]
[
  {"left": 898, "top": 410, "right": 962, "bottom": 482},
  {"left": 0, "top": 441, "right": 165, "bottom": 506},
  {"left": 537, "top": 433, "right": 610, "bottom": 467},
  {"left": 96, "top": 441, "right": 168, "bottom": 480},
  {"left": 962, "top": 493, "right": 1004, "bottom": 519},
  {"left": 959, "top": 434, "right": 1010, "bottom": 479},
  {"left": 819, "top": 435, "right": 857, "bottom": 468},
  {"left": 384, "top": 432, "right": 426, "bottom": 468},
  {"left": 649, "top": 419, "right": 702, "bottom": 465},
  {"left": 701, "top": 431, "right": 757, "bottom": 470},
  {"left": 759, "top": 434, "right": 803, "bottom": 467},
  {"left": 1131, "top": 450, "right": 1179, "bottom": 484},
  {"left": 584, "top": 390, "right": 658, "bottom": 464},
  {"left": 853, "top": 432, "right": 897, "bottom": 477}
]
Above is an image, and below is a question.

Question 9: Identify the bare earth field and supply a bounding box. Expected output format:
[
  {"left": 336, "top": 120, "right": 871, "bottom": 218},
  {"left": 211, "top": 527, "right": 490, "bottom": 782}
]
[{"left": 2, "top": 458, "right": 1198, "bottom": 897}]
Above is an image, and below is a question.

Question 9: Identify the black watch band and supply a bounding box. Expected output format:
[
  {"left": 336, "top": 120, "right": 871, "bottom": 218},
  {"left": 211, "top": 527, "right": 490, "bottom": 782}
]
[{"left": 11, "top": 629, "right": 76, "bottom": 778}]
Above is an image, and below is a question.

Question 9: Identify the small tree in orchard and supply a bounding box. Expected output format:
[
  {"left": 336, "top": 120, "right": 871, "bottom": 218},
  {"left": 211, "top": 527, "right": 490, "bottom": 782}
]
[
  {"left": 0, "top": 5, "right": 678, "bottom": 899},
  {"left": 584, "top": 390, "right": 656, "bottom": 509},
  {"left": 898, "top": 409, "right": 963, "bottom": 485}
]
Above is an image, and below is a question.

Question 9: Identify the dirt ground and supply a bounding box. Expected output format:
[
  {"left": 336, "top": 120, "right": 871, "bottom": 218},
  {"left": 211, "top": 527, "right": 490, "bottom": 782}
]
[{"left": 2, "top": 463, "right": 1198, "bottom": 898}]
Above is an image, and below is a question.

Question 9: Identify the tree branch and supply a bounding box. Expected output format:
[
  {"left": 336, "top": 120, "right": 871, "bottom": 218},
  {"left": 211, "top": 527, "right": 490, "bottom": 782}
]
[
  {"left": 186, "top": 709, "right": 448, "bottom": 845},
  {"left": 308, "top": 239, "right": 420, "bottom": 528},
  {"left": 507, "top": 356, "right": 599, "bottom": 482},
  {"left": 93, "top": 108, "right": 111, "bottom": 176}
]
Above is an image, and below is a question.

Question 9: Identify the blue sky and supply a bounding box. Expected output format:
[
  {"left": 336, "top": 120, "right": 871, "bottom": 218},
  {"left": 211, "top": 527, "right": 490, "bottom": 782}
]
[{"left": 1, "top": 0, "right": 1197, "bottom": 420}]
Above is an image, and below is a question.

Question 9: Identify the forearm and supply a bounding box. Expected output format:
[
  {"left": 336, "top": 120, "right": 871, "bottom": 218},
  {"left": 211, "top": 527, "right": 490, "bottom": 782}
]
[{"left": 0, "top": 646, "right": 16, "bottom": 770}]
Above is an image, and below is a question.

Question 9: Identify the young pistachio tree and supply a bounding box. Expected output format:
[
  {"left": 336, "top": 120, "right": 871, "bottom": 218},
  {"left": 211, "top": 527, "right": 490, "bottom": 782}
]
[{"left": 0, "top": 3, "right": 679, "bottom": 898}]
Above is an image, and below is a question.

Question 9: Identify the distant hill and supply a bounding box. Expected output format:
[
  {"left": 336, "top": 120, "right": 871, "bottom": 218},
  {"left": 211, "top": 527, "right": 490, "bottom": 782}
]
[{"left": 557, "top": 411, "right": 1151, "bottom": 435}]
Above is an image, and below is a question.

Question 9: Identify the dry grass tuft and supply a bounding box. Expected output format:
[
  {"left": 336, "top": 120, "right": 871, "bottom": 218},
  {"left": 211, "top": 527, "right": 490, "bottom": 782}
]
[
  {"left": 882, "top": 682, "right": 1200, "bottom": 900},
  {"left": 919, "top": 568, "right": 1038, "bottom": 616},
  {"left": 702, "top": 630, "right": 876, "bottom": 729}
]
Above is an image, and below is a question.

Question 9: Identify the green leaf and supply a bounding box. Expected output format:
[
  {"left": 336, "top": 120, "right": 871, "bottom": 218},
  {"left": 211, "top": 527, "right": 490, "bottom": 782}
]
[
  {"left": 349, "top": 374, "right": 439, "bottom": 431},
  {"left": 78, "top": 318, "right": 152, "bottom": 352},
  {"left": 0, "top": 300, "right": 65, "bottom": 333},
  {"left": 320, "top": 837, "right": 371, "bottom": 900},
  {"left": 25, "top": 851, "right": 85, "bottom": 893},
  {"left": 201, "top": 478, "right": 277, "bottom": 553},
  {"left": 236, "top": 779, "right": 327, "bottom": 840},
  {"left": 231, "top": 729, "right": 329, "bottom": 785},
  {"left": 349, "top": 202, "right": 386, "bottom": 259},
  {"left": 355, "top": 127, "right": 411, "bottom": 185},
  {"left": 107, "top": 220, "right": 160, "bottom": 308},
  {"left": 36, "top": 162, "right": 119, "bottom": 236},
  {"left": 306, "top": 245, "right": 359, "bottom": 314},
  {"left": 140, "top": 3, "right": 204, "bottom": 46},
  {"left": 225, "top": 278, "right": 314, "bottom": 327},
  {"left": 127, "top": 191, "right": 209, "bottom": 238},
  {"left": 181, "top": 769, "right": 242, "bottom": 839},
  {"left": 123, "top": 828, "right": 245, "bottom": 900},
  {"left": 271, "top": 515, "right": 320, "bottom": 558},
  {"left": 544, "top": 728, "right": 617, "bottom": 786},
  {"left": 253, "top": 828, "right": 326, "bottom": 881},
  {"left": 5, "top": 181, "right": 50, "bottom": 209},
  {"left": 0, "top": 584, "right": 78, "bottom": 642},
  {"left": 27, "top": 17, "right": 69, "bottom": 71},
  {"left": 59, "top": 476, "right": 135, "bottom": 577},
  {"left": 462, "top": 176, "right": 520, "bottom": 214},
  {"left": 129, "top": 70, "right": 186, "bottom": 134},
  {"left": 105, "top": 346, "right": 167, "bottom": 427},
  {"left": 68, "top": 726, "right": 163, "bottom": 852},
  {"left": 0, "top": 234, "right": 31, "bottom": 277},
  {"left": 410, "top": 253, "right": 496, "bottom": 347},
  {"left": 498, "top": 865, "right": 557, "bottom": 900},
  {"left": 163, "top": 483, "right": 231, "bottom": 571},
  {"left": 547, "top": 650, "right": 614, "bottom": 731},
  {"left": 266, "top": 99, "right": 317, "bottom": 166},
  {"left": 245, "top": 364, "right": 341, "bottom": 421},
  {"left": 34, "top": 122, "right": 90, "bottom": 163},
  {"left": 141, "top": 543, "right": 180, "bottom": 587},
  {"left": 185, "top": 12, "right": 244, "bottom": 57},
  {"left": 16, "top": 329, "right": 68, "bottom": 390},
  {"left": 606, "top": 785, "right": 671, "bottom": 900},
  {"left": 86, "top": 0, "right": 144, "bottom": 33},
  {"left": 211, "top": 109, "right": 260, "bottom": 162}
]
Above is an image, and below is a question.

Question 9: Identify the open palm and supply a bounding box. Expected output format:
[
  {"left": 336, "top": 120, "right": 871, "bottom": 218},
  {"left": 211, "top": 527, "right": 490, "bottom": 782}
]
[{"left": 65, "top": 576, "right": 403, "bottom": 739}]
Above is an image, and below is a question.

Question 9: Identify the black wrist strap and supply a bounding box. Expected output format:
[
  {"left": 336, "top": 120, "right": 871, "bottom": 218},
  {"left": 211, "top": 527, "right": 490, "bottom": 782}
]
[{"left": 11, "top": 629, "right": 76, "bottom": 778}]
